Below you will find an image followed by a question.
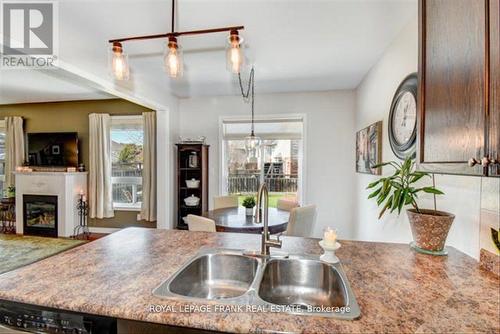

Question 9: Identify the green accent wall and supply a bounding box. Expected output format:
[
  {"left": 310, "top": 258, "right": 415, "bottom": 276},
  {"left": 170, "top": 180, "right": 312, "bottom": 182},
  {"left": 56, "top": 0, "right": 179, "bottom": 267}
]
[{"left": 0, "top": 98, "right": 156, "bottom": 228}]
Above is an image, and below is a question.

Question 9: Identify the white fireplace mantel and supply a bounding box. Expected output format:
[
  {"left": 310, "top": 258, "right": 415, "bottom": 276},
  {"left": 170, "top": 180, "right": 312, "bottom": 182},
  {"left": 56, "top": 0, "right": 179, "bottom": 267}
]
[{"left": 14, "top": 172, "right": 88, "bottom": 237}]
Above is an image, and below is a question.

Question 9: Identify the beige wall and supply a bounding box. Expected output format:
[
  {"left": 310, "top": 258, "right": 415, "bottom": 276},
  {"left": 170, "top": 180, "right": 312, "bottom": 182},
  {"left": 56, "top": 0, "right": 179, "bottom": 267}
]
[{"left": 0, "top": 99, "right": 156, "bottom": 228}]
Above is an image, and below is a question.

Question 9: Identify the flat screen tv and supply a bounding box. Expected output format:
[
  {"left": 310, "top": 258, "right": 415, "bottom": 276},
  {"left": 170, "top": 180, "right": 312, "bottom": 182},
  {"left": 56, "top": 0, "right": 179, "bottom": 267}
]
[{"left": 27, "top": 132, "right": 79, "bottom": 167}]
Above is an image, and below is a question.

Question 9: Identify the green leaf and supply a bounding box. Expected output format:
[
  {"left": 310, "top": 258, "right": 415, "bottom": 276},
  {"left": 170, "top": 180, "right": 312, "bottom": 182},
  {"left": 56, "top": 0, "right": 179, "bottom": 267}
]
[
  {"left": 410, "top": 173, "right": 426, "bottom": 184},
  {"left": 366, "top": 179, "right": 382, "bottom": 189},
  {"left": 398, "top": 189, "right": 408, "bottom": 214},
  {"left": 422, "top": 187, "right": 445, "bottom": 195},
  {"left": 391, "top": 189, "right": 401, "bottom": 212},
  {"left": 404, "top": 191, "right": 413, "bottom": 205},
  {"left": 368, "top": 187, "right": 382, "bottom": 199},
  {"left": 372, "top": 162, "right": 392, "bottom": 169},
  {"left": 378, "top": 195, "right": 393, "bottom": 219}
]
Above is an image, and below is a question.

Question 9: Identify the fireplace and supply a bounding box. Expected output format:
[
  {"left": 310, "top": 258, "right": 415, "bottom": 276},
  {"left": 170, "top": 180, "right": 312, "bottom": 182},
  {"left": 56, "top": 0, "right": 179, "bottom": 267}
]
[{"left": 23, "top": 195, "right": 58, "bottom": 237}]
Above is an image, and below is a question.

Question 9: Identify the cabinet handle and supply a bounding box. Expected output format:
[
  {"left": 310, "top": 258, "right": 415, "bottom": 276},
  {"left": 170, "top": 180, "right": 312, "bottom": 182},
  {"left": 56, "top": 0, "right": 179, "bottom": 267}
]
[
  {"left": 487, "top": 158, "right": 499, "bottom": 166},
  {"left": 468, "top": 158, "right": 480, "bottom": 167},
  {"left": 481, "top": 157, "right": 491, "bottom": 166}
]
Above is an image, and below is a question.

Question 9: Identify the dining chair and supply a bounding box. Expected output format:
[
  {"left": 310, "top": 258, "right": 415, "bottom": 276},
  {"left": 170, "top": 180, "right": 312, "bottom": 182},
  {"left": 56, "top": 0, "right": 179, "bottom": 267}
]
[
  {"left": 285, "top": 205, "right": 317, "bottom": 237},
  {"left": 277, "top": 198, "right": 299, "bottom": 211},
  {"left": 213, "top": 195, "right": 239, "bottom": 210},
  {"left": 185, "top": 214, "right": 216, "bottom": 232}
]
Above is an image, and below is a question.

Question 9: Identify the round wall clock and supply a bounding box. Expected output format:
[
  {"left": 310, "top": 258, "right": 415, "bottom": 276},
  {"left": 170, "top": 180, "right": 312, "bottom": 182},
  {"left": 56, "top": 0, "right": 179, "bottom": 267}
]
[{"left": 388, "top": 73, "right": 418, "bottom": 159}]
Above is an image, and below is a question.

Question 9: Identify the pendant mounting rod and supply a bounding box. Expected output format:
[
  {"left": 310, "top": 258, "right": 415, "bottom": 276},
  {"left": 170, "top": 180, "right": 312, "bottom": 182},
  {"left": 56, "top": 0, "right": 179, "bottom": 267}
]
[{"left": 108, "top": 26, "right": 245, "bottom": 44}]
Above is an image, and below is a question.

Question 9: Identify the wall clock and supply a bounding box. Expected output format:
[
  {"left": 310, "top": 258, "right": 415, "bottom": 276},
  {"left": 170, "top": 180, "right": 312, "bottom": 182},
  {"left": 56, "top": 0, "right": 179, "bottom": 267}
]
[{"left": 388, "top": 73, "right": 418, "bottom": 159}]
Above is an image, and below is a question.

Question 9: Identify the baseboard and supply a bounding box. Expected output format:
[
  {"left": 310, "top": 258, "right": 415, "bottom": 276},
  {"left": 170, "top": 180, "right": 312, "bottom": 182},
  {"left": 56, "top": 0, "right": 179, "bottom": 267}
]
[{"left": 88, "top": 227, "right": 122, "bottom": 234}]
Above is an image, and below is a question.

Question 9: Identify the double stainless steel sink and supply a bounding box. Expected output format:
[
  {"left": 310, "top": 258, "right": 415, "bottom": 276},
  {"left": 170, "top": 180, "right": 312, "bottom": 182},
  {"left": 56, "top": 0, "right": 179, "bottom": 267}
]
[{"left": 153, "top": 248, "right": 360, "bottom": 319}]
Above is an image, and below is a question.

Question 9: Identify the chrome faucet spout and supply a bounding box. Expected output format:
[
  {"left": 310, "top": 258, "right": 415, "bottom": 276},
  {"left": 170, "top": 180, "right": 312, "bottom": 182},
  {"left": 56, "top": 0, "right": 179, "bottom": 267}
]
[{"left": 255, "top": 183, "right": 282, "bottom": 256}]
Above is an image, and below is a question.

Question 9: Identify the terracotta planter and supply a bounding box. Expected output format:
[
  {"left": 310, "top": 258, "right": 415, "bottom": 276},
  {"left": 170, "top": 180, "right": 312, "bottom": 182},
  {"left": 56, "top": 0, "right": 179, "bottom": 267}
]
[{"left": 407, "top": 209, "right": 455, "bottom": 252}]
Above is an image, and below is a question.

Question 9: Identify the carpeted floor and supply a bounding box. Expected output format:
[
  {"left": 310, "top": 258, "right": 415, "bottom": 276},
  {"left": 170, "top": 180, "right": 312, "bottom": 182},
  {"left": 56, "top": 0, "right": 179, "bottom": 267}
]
[{"left": 0, "top": 234, "right": 86, "bottom": 274}]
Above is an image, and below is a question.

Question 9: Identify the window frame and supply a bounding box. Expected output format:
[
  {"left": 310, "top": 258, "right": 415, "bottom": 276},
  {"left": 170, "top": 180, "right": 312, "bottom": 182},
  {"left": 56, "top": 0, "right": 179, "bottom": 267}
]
[
  {"left": 110, "top": 115, "right": 144, "bottom": 211},
  {"left": 218, "top": 114, "right": 307, "bottom": 204}
]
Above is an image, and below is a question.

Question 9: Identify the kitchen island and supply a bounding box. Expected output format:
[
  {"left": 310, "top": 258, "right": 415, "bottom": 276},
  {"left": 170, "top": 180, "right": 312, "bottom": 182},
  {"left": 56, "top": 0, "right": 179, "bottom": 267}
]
[{"left": 0, "top": 228, "right": 498, "bottom": 333}]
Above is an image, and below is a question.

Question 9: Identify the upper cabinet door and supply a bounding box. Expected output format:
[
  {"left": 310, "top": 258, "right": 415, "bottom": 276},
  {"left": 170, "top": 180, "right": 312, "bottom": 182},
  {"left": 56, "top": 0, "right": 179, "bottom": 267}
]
[
  {"left": 489, "top": 0, "right": 500, "bottom": 177},
  {"left": 418, "top": 0, "right": 488, "bottom": 175}
]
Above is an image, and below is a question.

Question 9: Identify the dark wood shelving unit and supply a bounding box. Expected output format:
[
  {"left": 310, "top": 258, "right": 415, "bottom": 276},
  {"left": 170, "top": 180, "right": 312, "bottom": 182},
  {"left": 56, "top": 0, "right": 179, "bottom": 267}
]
[{"left": 175, "top": 143, "right": 209, "bottom": 230}]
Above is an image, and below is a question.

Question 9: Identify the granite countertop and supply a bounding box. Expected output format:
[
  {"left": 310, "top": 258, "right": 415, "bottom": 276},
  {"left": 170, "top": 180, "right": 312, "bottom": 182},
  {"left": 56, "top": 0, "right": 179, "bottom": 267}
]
[{"left": 0, "top": 228, "right": 498, "bottom": 333}]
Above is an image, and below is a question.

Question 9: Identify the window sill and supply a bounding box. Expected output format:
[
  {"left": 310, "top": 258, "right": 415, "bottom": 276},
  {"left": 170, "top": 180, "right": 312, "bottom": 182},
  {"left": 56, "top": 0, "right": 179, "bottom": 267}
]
[{"left": 113, "top": 204, "right": 141, "bottom": 212}]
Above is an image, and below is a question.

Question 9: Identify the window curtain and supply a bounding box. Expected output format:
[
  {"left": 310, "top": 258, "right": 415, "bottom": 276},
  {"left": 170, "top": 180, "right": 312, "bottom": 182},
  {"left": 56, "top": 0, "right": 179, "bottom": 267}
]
[
  {"left": 141, "top": 112, "right": 157, "bottom": 221},
  {"left": 89, "top": 113, "right": 114, "bottom": 218},
  {"left": 5, "top": 116, "right": 25, "bottom": 187}
]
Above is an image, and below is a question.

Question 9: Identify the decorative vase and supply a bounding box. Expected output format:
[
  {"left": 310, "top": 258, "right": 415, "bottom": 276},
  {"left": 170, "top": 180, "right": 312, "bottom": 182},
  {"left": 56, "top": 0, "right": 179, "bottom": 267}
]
[
  {"left": 245, "top": 208, "right": 253, "bottom": 216},
  {"left": 407, "top": 209, "right": 455, "bottom": 255}
]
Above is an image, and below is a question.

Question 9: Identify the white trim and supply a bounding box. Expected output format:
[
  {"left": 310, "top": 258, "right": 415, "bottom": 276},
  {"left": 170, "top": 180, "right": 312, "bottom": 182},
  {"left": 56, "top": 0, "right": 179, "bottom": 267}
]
[
  {"left": 218, "top": 116, "right": 225, "bottom": 197},
  {"left": 300, "top": 114, "right": 307, "bottom": 205},
  {"left": 88, "top": 227, "right": 122, "bottom": 234},
  {"left": 110, "top": 115, "right": 143, "bottom": 126},
  {"left": 218, "top": 113, "right": 307, "bottom": 204},
  {"left": 113, "top": 204, "right": 141, "bottom": 211}
]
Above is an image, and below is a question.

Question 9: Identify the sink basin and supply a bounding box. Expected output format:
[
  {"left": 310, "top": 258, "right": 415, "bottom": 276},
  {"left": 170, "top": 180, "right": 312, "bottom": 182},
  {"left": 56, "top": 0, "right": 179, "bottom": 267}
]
[
  {"left": 153, "top": 248, "right": 360, "bottom": 319},
  {"left": 258, "top": 258, "right": 348, "bottom": 309},
  {"left": 153, "top": 250, "right": 259, "bottom": 300}
]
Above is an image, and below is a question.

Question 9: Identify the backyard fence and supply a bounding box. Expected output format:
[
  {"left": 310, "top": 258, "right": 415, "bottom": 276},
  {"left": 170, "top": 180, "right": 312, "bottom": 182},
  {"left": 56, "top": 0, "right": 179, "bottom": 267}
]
[{"left": 227, "top": 174, "right": 298, "bottom": 194}]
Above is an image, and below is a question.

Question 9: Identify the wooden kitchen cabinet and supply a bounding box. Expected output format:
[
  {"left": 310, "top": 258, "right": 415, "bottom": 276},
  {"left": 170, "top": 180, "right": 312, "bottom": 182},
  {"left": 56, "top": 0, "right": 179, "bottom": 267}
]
[
  {"left": 490, "top": 0, "right": 500, "bottom": 177},
  {"left": 417, "top": 0, "right": 499, "bottom": 176}
]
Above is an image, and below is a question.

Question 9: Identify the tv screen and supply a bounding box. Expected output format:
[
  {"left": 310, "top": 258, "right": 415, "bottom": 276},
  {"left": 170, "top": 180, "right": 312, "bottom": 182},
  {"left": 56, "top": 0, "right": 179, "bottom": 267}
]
[{"left": 27, "top": 132, "right": 79, "bottom": 167}]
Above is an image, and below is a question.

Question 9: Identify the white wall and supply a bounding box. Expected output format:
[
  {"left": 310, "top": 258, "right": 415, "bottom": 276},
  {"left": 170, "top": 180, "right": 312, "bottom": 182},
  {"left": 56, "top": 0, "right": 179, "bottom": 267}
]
[
  {"left": 178, "top": 91, "right": 356, "bottom": 239},
  {"left": 354, "top": 16, "right": 487, "bottom": 259}
]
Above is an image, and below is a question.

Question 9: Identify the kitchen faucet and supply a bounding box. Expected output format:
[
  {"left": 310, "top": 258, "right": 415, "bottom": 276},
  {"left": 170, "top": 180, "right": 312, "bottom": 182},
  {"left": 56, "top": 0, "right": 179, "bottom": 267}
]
[{"left": 255, "top": 183, "right": 282, "bottom": 256}]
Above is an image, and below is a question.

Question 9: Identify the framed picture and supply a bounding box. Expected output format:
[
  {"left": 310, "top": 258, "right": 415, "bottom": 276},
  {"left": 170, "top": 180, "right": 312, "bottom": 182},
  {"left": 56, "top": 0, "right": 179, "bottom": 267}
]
[{"left": 356, "top": 121, "right": 382, "bottom": 175}]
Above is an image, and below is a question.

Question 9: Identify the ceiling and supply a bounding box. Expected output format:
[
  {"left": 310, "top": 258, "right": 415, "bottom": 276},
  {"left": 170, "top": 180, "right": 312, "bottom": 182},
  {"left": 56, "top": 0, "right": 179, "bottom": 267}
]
[
  {"left": 1, "top": 0, "right": 417, "bottom": 105},
  {"left": 0, "top": 69, "right": 113, "bottom": 105}
]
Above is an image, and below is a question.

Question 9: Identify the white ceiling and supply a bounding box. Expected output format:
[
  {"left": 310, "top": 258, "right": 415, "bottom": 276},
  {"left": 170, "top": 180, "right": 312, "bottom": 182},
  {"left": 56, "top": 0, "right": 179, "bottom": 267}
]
[
  {"left": 0, "top": 69, "right": 113, "bottom": 104},
  {"left": 1, "top": 0, "right": 417, "bottom": 104}
]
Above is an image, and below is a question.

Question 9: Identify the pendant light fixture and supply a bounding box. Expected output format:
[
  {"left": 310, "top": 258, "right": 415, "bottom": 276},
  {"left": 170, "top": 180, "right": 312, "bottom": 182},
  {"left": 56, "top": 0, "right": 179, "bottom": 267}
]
[
  {"left": 109, "top": 42, "right": 130, "bottom": 81},
  {"left": 239, "top": 67, "right": 261, "bottom": 157},
  {"left": 227, "top": 30, "right": 244, "bottom": 74},
  {"left": 108, "top": 0, "right": 245, "bottom": 80},
  {"left": 164, "top": 36, "right": 183, "bottom": 78}
]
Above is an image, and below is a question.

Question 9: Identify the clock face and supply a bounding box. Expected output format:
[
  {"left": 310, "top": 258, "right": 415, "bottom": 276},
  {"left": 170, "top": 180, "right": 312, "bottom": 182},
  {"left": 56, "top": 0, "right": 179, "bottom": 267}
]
[{"left": 391, "top": 91, "right": 416, "bottom": 145}]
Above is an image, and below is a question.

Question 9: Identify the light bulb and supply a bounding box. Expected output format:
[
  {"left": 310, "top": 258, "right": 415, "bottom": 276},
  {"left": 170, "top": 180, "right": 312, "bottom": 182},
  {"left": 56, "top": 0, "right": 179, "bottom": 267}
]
[
  {"left": 109, "top": 42, "right": 129, "bottom": 80},
  {"left": 226, "top": 30, "right": 244, "bottom": 74},
  {"left": 164, "top": 37, "right": 183, "bottom": 78}
]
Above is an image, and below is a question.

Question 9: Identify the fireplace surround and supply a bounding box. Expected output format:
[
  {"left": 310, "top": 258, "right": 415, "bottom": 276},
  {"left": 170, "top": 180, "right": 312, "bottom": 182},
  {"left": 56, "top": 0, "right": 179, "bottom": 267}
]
[
  {"left": 23, "top": 195, "right": 58, "bottom": 237},
  {"left": 15, "top": 172, "right": 88, "bottom": 237}
]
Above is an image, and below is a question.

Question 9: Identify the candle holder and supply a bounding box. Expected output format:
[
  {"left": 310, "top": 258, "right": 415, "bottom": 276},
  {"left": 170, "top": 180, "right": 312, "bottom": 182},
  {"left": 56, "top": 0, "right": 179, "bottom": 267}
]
[
  {"left": 319, "top": 240, "right": 341, "bottom": 264},
  {"left": 72, "top": 193, "right": 89, "bottom": 240}
]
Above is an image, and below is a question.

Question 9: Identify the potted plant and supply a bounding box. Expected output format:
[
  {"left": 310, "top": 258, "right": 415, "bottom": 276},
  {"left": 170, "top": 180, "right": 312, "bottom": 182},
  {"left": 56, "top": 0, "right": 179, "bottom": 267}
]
[
  {"left": 242, "top": 196, "right": 256, "bottom": 216},
  {"left": 366, "top": 157, "right": 455, "bottom": 254}
]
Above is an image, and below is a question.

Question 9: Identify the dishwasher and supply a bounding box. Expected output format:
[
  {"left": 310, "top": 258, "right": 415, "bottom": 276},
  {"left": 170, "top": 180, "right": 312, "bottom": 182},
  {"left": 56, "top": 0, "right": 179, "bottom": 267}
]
[{"left": 0, "top": 299, "right": 117, "bottom": 334}]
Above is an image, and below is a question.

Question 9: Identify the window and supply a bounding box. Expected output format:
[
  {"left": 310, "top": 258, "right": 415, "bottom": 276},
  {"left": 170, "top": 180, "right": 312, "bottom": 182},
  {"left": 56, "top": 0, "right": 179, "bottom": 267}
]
[
  {"left": 111, "top": 116, "right": 143, "bottom": 210},
  {"left": 0, "top": 120, "right": 5, "bottom": 197},
  {"left": 221, "top": 116, "right": 304, "bottom": 207}
]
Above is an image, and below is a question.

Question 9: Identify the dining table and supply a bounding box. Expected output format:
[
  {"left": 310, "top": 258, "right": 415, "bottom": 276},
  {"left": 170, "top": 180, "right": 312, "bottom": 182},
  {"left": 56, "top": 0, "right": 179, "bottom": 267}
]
[{"left": 203, "top": 207, "right": 289, "bottom": 234}]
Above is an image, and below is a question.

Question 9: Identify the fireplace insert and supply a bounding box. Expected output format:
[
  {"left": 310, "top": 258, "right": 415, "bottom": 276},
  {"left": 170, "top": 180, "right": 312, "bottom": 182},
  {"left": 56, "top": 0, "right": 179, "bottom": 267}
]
[{"left": 23, "top": 195, "right": 58, "bottom": 237}]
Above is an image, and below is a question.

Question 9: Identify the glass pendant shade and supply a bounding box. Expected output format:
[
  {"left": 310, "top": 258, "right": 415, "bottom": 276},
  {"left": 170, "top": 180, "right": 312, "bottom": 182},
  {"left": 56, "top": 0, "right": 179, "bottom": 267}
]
[
  {"left": 109, "top": 42, "right": 130, "bottom": 81},
  {"left": 245, "top": 133, "right": 261, "bottom": 154},
  {"left": 164, "top": 37, "right": 183, "bottom": 78},
  {"left": 226, "top": 31, "right": 244, "bottom": 74}
]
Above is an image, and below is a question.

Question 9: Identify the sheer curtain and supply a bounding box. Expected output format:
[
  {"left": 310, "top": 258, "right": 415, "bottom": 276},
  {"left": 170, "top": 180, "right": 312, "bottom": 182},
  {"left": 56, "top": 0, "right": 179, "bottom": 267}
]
[
  {"left": 5, "top": 116, "right": 24, "bottom": 187},
  {"left": 141, "top": 112, "right": 156, "bottom": 221},
  {"left": 89, "top": 113, "right": 114, "bottom": 218}
]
